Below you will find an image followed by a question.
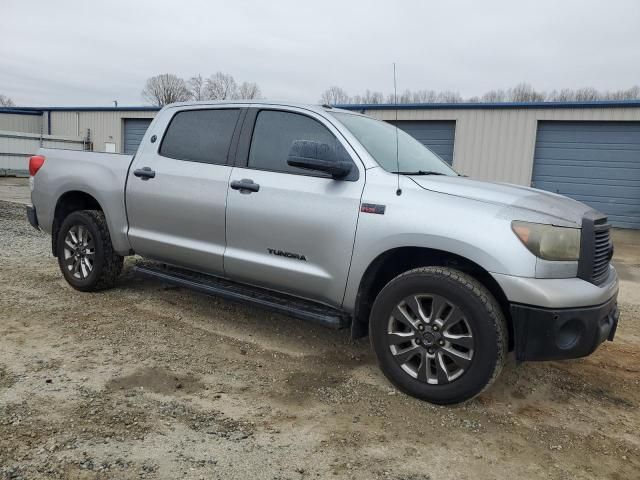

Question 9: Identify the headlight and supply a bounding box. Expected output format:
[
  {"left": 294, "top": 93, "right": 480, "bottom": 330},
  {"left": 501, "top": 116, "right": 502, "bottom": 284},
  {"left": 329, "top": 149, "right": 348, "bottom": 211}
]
[{"left": 511, "top": 221, "right": 580, "bottom": 261}]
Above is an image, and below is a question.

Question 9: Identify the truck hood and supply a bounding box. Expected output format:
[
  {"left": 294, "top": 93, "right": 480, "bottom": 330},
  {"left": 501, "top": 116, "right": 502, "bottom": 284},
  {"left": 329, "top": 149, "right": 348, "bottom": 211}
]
[{"left": 409, "top": 175, "right": 594, "bottom": 227}]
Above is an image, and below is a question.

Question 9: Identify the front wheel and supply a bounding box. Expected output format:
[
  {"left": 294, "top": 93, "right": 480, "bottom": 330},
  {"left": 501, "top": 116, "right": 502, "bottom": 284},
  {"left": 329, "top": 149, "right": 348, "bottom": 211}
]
[
  {"left": 369, "top": 267, "right": 507, "bottom": 405},
  {"left": 56, "top": 210, "right": 123, "bottom": 292}
]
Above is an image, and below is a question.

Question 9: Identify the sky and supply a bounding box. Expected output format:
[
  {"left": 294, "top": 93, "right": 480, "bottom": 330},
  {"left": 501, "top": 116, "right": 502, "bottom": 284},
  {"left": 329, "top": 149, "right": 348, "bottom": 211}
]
[{"left": 2, "top": 0, "right": 640, "bottom": 107}]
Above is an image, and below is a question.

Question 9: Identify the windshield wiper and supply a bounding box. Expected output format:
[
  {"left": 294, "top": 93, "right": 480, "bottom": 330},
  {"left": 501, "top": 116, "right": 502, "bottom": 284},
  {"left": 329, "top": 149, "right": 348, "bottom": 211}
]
[{"left": 390, "top": 170, "right": 446, "bottom": 176}]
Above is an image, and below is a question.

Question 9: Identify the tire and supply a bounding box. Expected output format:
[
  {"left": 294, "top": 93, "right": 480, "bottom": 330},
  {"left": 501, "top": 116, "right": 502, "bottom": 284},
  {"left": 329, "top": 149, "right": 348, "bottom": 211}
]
[
  {"left": 56, "top": 210, "right": 123, "bottom": 292},
  {"left": 369, "top": 266, "right": 507, "bottom": 405}
]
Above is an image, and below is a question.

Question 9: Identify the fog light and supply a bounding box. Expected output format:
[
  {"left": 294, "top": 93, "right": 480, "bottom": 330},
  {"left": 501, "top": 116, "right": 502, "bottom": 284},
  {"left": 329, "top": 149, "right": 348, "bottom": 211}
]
[{"left": 556, "top": 318, "right": 583, "bottom": 350}]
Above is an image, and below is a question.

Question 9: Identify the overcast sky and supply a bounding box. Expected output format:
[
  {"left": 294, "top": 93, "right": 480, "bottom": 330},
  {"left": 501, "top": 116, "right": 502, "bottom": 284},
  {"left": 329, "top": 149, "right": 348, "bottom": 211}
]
[{"left": 2, "top": 0, "right": 640, "bottom": 107}]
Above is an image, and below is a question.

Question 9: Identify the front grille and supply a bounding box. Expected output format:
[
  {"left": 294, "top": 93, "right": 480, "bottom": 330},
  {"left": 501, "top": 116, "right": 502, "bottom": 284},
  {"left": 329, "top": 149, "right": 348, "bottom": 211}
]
[
  {"left": 578, "top": 213, "right": 613, "bottom": 286},
  {"left": 592, "top": 226, "right": 612, "bottom": 283}
]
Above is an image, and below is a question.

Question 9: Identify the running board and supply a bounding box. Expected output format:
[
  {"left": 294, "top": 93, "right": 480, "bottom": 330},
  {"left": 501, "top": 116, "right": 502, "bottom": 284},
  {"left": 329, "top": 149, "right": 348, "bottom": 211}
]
[{"left": 132, "top": 263, "right": 351, "bottom": 330}]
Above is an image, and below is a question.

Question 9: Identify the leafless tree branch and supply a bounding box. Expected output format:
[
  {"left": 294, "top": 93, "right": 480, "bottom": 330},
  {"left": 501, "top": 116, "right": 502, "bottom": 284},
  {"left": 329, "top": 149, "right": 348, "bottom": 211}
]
[
  {"left": 188, "top": 75, "right": 206, "bottom": 101},
  {"left": 0, "top": 94, "right": 15, "bottom": 107},
  {"left": 141, "top": 74, "right": 191, "bottom": 106},
  {"left": 237, "top": 82, "right": 261, "bottom": 100},
  {"left": 205, "top": 72, "right": 238, "bottom": 100},
  {"left": 320, "top": 83, "right": 640, "bottom": 104}
]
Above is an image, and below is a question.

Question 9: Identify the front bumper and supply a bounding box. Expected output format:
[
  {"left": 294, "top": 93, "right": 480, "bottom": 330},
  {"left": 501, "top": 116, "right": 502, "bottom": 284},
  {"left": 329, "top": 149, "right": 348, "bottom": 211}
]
[
  {"left": 26, "top": 205, "right": 39, "bottom": 230},
  {"left": 511, "top": 294, "right": 619, "bottom": 361},
  {"left": 492, "top": 267, "right": 620, "bottom": 361}
]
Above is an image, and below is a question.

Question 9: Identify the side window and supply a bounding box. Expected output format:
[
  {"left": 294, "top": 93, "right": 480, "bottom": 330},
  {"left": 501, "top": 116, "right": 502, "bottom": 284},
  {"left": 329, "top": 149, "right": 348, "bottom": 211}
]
[
  {"left": 159, "top": 109, "right": 240, "bottom": 165},
  {"left": 248, "top": 110, "right": 350, "bottom": 175}
]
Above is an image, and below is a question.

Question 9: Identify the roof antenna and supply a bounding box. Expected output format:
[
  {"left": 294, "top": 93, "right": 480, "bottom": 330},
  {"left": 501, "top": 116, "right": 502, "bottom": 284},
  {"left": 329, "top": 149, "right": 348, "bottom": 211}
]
[{"left": 393, "top": 63, "right": 402, "bottom": 196}]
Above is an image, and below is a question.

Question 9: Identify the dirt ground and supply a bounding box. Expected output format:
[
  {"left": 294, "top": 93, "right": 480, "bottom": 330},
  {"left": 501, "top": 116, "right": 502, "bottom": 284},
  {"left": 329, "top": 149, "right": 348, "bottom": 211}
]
[{"left": 1, "top": 199, "right": 639, "bottom": 480}]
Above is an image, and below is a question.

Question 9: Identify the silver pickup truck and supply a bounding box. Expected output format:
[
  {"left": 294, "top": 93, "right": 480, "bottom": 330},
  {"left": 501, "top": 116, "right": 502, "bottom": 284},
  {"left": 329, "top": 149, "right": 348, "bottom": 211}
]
[{"left": 26, "top": 101, "right": 619, "bottom": 404}]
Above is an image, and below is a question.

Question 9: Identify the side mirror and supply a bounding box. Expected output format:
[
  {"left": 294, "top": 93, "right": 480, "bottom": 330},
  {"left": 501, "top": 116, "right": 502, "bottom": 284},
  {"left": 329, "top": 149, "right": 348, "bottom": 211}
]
[{"left": 287, "top": 140, "right": 353, "bottom": 179}]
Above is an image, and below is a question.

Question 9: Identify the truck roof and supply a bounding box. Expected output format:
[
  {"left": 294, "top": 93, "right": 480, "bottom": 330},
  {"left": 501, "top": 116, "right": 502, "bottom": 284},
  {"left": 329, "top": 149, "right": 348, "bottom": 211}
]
[{"left": 165, "top": 100, "right": 353, "bottom": 115}]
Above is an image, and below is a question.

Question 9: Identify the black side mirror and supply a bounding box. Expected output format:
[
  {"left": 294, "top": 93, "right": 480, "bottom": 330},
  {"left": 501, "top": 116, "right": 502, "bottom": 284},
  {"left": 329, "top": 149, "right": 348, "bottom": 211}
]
[{"left": 287, "top": 140, "right": 353, "bottom": 179}]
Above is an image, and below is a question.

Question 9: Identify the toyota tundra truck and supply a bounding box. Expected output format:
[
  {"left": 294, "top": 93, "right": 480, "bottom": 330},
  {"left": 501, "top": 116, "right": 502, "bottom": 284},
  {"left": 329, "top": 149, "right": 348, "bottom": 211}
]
[{"left": 26, "top": 101, "right": 620, "bottom": 405}]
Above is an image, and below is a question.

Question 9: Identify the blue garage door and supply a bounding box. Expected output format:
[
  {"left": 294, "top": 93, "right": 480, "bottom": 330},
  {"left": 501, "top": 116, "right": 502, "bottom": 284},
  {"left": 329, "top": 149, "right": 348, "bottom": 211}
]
[
  {"left": 123, "top": 118, "right": 153, "bottom": 155},
  {"left": 388, "top": 121, "right": 456, "bottom": 165},
  {"left": 532, "top": 121, "right": 640, "bottom": 229}
]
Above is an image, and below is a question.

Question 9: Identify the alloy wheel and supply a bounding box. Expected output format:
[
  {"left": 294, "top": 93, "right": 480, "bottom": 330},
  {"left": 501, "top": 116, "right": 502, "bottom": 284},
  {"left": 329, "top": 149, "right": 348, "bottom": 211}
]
[
  {"left": 387, "top": 294, "right": 474, "bottom": 384},
  {"left": 63, "top": 225, "right": 95, "bottom": 280}
]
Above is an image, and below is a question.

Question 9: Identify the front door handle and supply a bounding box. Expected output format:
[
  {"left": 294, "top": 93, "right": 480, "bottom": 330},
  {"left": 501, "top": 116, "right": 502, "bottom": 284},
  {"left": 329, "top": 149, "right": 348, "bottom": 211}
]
[
  {"left": 230, "top": 179, "right": 260, "bottom": 193},
  {"left": 133, "top": 166, "right": 156, "bottom": 180}
]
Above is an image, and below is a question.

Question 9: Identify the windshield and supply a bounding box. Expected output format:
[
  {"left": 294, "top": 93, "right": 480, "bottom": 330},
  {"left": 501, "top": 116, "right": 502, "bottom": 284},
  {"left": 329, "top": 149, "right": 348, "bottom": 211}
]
[{"left": 331, "top": 112, "right": 458, "bottom": 176}]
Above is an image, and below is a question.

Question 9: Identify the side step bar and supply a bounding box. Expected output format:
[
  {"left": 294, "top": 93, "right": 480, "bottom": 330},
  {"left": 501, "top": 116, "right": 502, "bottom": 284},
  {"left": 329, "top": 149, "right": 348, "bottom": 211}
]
[{"left": 132, "top": 263, "right": 351, "bottom": 330}]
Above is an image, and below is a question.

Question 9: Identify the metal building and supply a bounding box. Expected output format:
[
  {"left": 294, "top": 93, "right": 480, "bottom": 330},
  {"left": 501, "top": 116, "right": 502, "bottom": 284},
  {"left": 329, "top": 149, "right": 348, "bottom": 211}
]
[
  {"left": 1, "top": 101, "right": 639, "bottom": 228},
  {"left": 0, "top": 106, "right": 158, "bottom": 175}
]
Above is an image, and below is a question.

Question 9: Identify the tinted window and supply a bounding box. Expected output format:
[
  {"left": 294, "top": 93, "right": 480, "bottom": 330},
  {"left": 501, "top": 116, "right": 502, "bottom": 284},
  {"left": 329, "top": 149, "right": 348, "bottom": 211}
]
[
  {"left": 160, "top": 109, "right": 240, "bottom": 164},
  {"left": 248, "top": 110, "right": 349, "bottom": 175}
]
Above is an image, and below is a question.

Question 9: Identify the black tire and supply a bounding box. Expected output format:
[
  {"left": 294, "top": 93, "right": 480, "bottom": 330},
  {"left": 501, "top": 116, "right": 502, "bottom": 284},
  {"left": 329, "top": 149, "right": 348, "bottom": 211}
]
[
  {"left": 56, "top": 210, "right": 123, "bottom": 292},
  {"left": 369, "top": 267, "right": 507, "bottom": 405}
]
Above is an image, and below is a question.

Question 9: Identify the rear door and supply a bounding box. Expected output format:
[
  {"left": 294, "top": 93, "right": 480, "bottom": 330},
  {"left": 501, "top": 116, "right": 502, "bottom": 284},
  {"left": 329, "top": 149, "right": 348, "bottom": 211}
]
[
  {"left": 224, "top": 108, "right": 365, "bottom": 307},
  {"left": 126, "top": 107, "right": 244, "bottom": 274}
]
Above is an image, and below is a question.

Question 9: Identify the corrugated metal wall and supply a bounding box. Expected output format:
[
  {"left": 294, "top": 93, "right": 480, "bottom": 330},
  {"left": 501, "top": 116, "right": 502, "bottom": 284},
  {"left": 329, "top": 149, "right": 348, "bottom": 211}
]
[
  {"left": 46, "top": 110, "right": 157, "bottom": 154},
  {"left": 363, "top": 107, "right": 640, "bottom": 186},
  {"left": 0, "top": 113, "right": 42, "bottom": 134},
  {"left": 0, "top": 130, "right": 84, "bottom": 174}
]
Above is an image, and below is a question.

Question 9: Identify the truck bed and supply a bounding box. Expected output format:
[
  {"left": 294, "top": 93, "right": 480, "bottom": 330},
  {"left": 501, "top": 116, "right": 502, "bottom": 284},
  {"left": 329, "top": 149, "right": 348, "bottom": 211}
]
[{"left": 30, "top": 148, "right": 134, "bottom": 254}]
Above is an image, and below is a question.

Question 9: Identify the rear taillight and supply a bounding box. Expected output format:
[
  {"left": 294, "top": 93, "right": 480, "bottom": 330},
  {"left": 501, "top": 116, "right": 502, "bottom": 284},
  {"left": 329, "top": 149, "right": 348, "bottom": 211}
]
[{"left": 29, "top": 155, "right": 45, "bottom": 176}]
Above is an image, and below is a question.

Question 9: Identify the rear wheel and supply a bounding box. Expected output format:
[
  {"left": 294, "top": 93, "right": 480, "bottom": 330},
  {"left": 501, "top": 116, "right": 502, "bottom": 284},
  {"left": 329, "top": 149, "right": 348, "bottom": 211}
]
[
  {"left": 369, "top": 266, "right": 507, "bottom": 405},
  {"left": 56, "top": 210, "right": 123, "bottom": 291}
]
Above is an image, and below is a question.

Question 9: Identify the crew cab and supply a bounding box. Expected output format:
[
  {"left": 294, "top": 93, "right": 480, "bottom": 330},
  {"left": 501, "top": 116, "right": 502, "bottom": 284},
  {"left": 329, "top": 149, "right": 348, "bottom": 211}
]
[{"left": 26, "top": 101, "right": 620, "bottom": 404}]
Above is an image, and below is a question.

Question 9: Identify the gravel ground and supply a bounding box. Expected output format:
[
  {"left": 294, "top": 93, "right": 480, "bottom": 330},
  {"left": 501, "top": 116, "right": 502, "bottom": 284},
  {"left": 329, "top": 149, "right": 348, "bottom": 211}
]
[{"left": 0, "top": 199, "right": 639, "bottom": 480}]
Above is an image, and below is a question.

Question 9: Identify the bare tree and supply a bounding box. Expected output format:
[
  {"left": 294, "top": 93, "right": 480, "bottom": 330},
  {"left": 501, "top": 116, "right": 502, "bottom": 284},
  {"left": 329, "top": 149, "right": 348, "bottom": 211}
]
[
  {"left": 547, "top": 88, "right": 575, "bottom": 101},
  {"left": 507, "top": 83, "right": 546, "bottom": 102},
  {"left": 481, "top": 89, "right": 507, "bottom": 102},
  {"left": 142, "top": 74, "right": 191, "bottom": 106},
  {"left": 237, "top": 82, "right": 261, "bottom": 100},
  {"left": 320, "top": 86, "right": 350, "bottom": 105},
  {"left": 573, "top": 87, "right": 600, "bottom": 102},
  {"left": 0, "top": 94, "right": 15, "bottom": 107},
  {"left": 188, "top": 75, "right": 206, "bottom": 101},
  {"left": 385, "top": 93, "right": 398, "bottom": 104},
  {"left": 364, "top": 90, "right": 384, "bottom": 104},
  {"left": 618, "top": 86, "right": 640, "bottom": 100},
  {"left": 436, "top": 91, "right": 463, "bottom": 103},
  {"left": 411, "top": 90, "right": 439, "bottom": 103},
  {"left": 322, "top": 83, "right": 640, "bottom": 106},
  {"left": 352, "top": 89, "right": 384, "bottom": 104},
  {"left": 205, "top": 72, "right": 238, "bottom": 100}
]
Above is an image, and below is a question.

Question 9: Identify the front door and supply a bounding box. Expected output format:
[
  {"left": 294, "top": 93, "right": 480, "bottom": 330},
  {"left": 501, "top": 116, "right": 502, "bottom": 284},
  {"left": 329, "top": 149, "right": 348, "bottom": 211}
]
[
  {"left": 126, "top": 107, "right": 243, "bottom": 274},
  {"left": 224, "top": 108, "right": 365, "bottom": 307}
]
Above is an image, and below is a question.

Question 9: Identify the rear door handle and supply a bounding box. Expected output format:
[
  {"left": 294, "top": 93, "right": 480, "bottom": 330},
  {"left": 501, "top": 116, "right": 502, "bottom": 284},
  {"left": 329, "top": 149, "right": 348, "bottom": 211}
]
[
  {"left": 230, "top": 179, "right": 260, "bottom": 193},
  {"left": 133, "top": 167, "right": 156, "bottom": 180}
]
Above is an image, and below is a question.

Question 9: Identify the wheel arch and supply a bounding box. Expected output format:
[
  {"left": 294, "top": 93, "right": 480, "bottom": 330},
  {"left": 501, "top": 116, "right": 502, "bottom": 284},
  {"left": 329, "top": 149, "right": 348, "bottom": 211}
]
[
  {"left": 51, "top": 190, "right": 103, "bottom": 257},
  {"left": 351, "top": 246, "right": 513, "bottom": 349}
]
